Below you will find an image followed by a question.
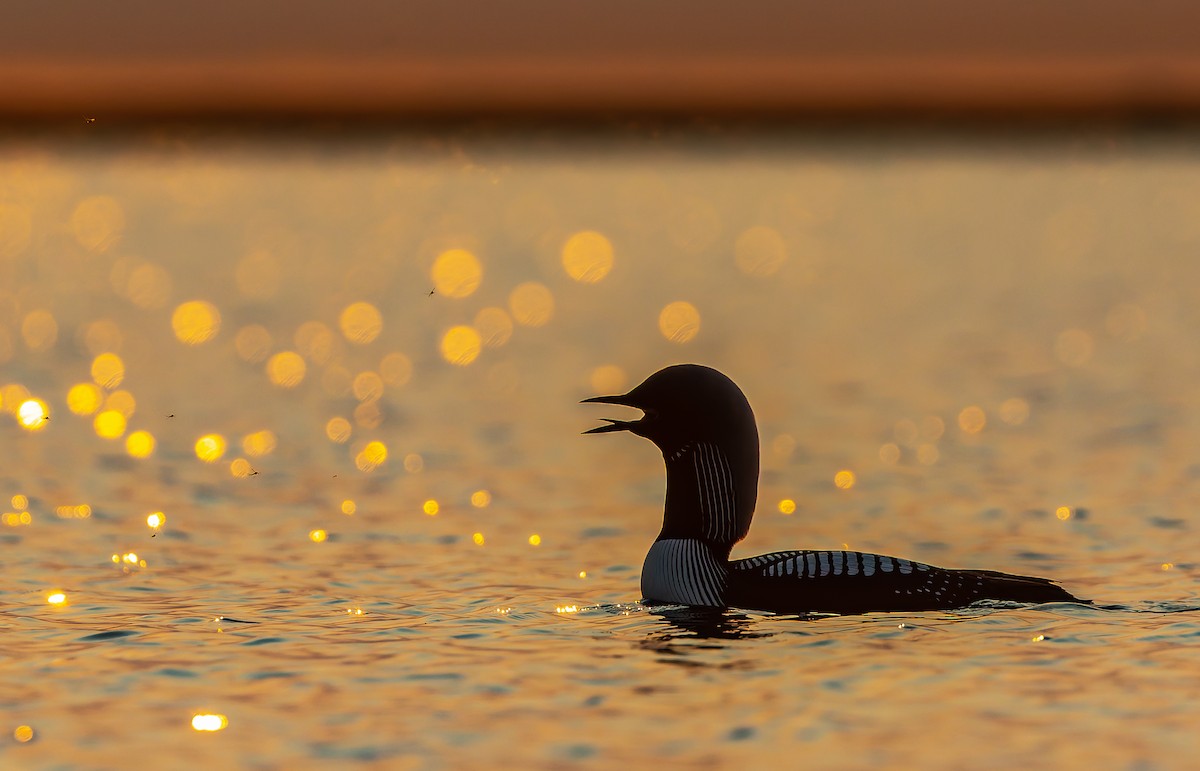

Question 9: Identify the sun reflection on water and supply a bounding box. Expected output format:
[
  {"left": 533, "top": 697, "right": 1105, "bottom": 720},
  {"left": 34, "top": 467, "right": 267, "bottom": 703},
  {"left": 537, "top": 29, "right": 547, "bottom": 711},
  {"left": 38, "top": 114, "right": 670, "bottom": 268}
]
[
  {"left": 431, "top": 248, "right": 483, "bottom": 297},
  {"left": 561, "top": 230, "right": 614, "bottom": 283},
  {"left": 266, "top": 351, "right": 306, "bottom": 388},
  {"left": 172, "top": 301, "right": 221, "bottom": 345},
  {"left": 67, "top": 382, "right": 103, "bottom": 415},
  {"left": 93, "top": 409, "right": 126, "bottom": 439},
  {"left": 126, "top": 430, "right": 155, "bottom": 458},
  {"left": 17, "top": 398, "right": 49, "bottom": 431},
  {"left": 339, "top": 302, "right": 382, "bottom": 345},
  {"left": 509, "top": 282, "right": 554, "bottom": 327},
  {"left": 440, "top": 325, "right": 482, "bottom": 366},
  {"left": 658, "top": 301, "right": 700, "bottom": 343},
  {"left": 70, "top": 195, "right": 124, "bottom": 253},
  {"left": 190, "top": 714, "right": 228, "bottom": 732},
  {"left": 234, "top": 325, "right": 273, "bottom": 363},
  {"left": 195, "top": 434, "right": 228, "bottom": 463}
]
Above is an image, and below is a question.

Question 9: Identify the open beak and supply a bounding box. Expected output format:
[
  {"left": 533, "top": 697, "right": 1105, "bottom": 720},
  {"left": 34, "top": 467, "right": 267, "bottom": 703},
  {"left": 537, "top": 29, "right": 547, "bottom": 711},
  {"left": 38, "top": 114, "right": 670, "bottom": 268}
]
[{"left": 581, "top": 394, "right": 644, "bottom": 434}]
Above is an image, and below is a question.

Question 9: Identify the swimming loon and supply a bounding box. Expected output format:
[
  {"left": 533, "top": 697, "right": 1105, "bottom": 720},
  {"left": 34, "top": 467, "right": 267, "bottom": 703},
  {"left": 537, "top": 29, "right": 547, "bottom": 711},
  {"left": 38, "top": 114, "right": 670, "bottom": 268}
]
[{"left": 584, "top": 364, "right": 1084, "bottom": 614}]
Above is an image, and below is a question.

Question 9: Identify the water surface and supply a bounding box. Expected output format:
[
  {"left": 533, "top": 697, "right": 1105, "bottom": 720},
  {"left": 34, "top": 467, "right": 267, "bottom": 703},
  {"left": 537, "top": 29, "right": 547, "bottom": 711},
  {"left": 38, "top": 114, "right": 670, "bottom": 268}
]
[{"left": 2, "top": 126, "right": 1198, "bottom": 769}]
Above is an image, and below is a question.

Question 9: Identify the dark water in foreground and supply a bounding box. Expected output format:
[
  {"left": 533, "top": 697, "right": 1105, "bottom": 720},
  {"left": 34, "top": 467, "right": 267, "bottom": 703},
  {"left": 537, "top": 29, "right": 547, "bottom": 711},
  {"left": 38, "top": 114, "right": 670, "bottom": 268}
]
[{"left": 2, "top": 127, "right": 1199, "bottom": 769}]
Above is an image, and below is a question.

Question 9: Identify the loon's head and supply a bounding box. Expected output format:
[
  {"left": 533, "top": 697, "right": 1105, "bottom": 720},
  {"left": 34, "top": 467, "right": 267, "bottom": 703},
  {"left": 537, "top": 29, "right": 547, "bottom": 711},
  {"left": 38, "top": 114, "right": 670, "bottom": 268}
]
[
  {"left": 584, "top": 364, "right": 759, "bottom": 547},
  {"left": 583, "top": 364, "right": 753, "bottom": 451}
]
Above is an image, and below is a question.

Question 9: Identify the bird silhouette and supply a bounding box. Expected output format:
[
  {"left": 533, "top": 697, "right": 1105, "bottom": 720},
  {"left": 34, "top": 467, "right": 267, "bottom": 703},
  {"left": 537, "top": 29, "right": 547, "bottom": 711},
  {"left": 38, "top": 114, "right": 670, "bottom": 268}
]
[{"left": 585, "top": 364, "right": 1084, "bottom": 614}]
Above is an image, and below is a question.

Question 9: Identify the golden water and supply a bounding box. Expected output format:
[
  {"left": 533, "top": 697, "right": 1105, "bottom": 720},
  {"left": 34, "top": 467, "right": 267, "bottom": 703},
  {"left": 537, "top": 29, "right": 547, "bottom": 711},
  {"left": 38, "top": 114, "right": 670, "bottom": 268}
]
[{"left": 2, "top": 127, "right": 1198, "bottom": 769}]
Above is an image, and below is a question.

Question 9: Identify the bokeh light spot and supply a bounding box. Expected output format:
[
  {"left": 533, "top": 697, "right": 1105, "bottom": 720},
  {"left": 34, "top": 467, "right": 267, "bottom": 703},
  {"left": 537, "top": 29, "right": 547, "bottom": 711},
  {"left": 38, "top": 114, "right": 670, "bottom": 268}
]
[
  {"left": 172, "top": 301, "right": 221, "bottom": 345},
  {"left": 325, "top": 417, "right": 352, "bottom": 444},
  {"left": 70, "top": 195, "right": 125, "bottom": 253},
  {"left": 1056, "top": 506, "right": 1073, "bottom": 520},
  {"left": 191, "top": 714, "right": 228, "bottom": 732},
  {"left": 562, "top": 230, "right": 614, "bottom": 283},
  {"left": 431, "top": 249, "right": 483, "bottom": 298},
  {"left": 589, "top": 365, "right": 627, "bottom": 395},
  {"left": 834, "top": 470, "right": 856, "bottom": 490},
  {"left": 82, "top": 320, "right": 123, "bottom": 356},
  {"left": 195, "top": 434, "right": 227, "bottom": 463},
  {"left": 403, "top": 453, "right": 424, "bottom": 473},
  {"left": 658, "top": 301, "right": 701, "bottom": 343},
  {"left": 2, "top": 383, "right": 31, "bottom": 414},
  {"left": 508, "top": 282, "right": 555, "bottom": 327},
  {"left": 440, "top": 325, "right": 482, "bottom": 366},
  {"left": 957, "top": 406, "right": 987, "bottom": 434},
  {"left": 474, "top": 307, "right": 514, "bottom": 348},
  {"left": 243, "top": 430, "right": 277, "bottom": 457},
  {"left": 353, "top": 401, "right": 382, "bottom": 429},
  {"left": 230, "top": 458, "right": 254, "bottom": 478},
  {"left": 471, "top": 489, "right": 492, "bottom": 508},
  {"left": 735, "top": 225, "right": 788, "bottom": 277},
  {"left": 234, "top": 325, "right": 273, "bottom": 363},
  {"left": 93, "top": 409, "right": 126, "bottom": 438},
  {"left": 528, "top": 534, "right": 542, "bottom": 546},
  {"left": 67, "top": 382, "right": 104, "bottom": 415},
  {"left": 47, "top": 591, "right": 68, "bottom": 606},
  {"left": 341, "top": 500, "right": 356, "bottom": 515},
  {"left": 355, "top": 441, "right": 388, "bottom": 472},
  {"left": 126, "top": 430, "right": 156, "bottom": 458},
  {"left": 126, "top": 262, "right": 172, "bottom": 309},
  {"left": 18, "top": 399, "right": 50, "bottom": 431},
  {"left": 90, "top": 353, "right": 125, "bottom": 389},
  {"left": 147, "top": 512, "right": 166, "bottom": 529},
  {"left": 423, "top": 499, "right": 439, "bottom": 516},
  {"left": 295, "top": 321, "right": 337, "bottom": 366},
  {"left": 771, "top": 434, "right": 796, "bottom": 459},
  {"left": 13, "top": 725, "right": 34, "bottom": 743},
  {"left": 105, "top": 390, "right": 136, "bottom": 418},
  {"left": 999, "top": 398, "right": 1030, "bottom": 426},
  {"left": 778, "top": 499, "right": 796, "bottom": 515},
  {"left": 266, "top": 351, "right": 307, "bottom": 388},
  {"left": 879, "top": 443, "right": 901, "bottom": 464},
  {"left": 916, "top": 444, "right": 939, "bottom": 465},
  {"left": 473, "top": 532, "right": 485, "bottom": 546},
  {"left": 379, "top": 352, "right": 413, "bottom": 387},
  {"left": 339, "top": 302, "right": 382, "bottom": 345},
  {"left": 55, "top": 505, "right": 91, "bottom": 519},
  {"left": 21, "top": 310, "right": 58, "bottom": 352},
  {"left": 352, "top": 371, "right": 384, "bottom": 403}
]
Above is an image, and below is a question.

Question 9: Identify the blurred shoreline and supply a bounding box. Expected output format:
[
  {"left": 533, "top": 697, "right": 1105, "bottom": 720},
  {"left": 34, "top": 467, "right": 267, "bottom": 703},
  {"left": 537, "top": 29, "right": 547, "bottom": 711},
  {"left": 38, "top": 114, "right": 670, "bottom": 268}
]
[{"left": 7, "top": 2, "right": 1200, "bottom": 124}]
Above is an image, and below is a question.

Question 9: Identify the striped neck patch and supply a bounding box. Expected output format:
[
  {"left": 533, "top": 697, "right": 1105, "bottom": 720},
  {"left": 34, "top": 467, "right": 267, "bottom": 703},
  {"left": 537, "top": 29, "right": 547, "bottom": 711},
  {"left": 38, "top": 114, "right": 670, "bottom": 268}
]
[{"left": 641, "top": 538, "right": 727, "bottom": 607}]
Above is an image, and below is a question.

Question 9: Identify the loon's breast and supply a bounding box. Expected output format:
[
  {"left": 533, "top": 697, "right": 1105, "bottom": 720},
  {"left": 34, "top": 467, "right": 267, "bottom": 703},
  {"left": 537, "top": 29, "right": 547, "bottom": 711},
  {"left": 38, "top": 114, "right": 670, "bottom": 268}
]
[{"left": 640, "top": 538, "right": 727, "bottom": 607}]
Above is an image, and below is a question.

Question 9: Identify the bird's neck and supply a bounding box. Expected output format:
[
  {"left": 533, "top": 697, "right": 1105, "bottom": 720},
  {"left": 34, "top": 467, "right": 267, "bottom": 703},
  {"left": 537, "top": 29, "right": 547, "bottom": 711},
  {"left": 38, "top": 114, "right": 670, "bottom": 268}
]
[{"left": 659, "top": 440, "right": 758, "bottom": 557}]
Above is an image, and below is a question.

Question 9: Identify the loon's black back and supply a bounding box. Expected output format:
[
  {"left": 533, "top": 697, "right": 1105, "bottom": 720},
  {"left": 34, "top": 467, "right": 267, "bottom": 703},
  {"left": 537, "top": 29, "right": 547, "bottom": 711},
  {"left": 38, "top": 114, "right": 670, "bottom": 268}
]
[
  {"left": 727, "top": 550, "right": 1078, "bottom": 614},
  {"left": 584, "top": 364, "right": 1086, "bottom": 615}
]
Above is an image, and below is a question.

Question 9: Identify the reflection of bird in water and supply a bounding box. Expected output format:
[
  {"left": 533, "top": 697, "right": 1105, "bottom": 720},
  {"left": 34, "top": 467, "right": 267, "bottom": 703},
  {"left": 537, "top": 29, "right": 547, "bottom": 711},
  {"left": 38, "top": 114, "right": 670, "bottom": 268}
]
[
  {"left": 585, "top": 364, "right": 1086, "bottom": 615},
  {"left": 644, "top": 606, "right": 772, "bottom": 642}
]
